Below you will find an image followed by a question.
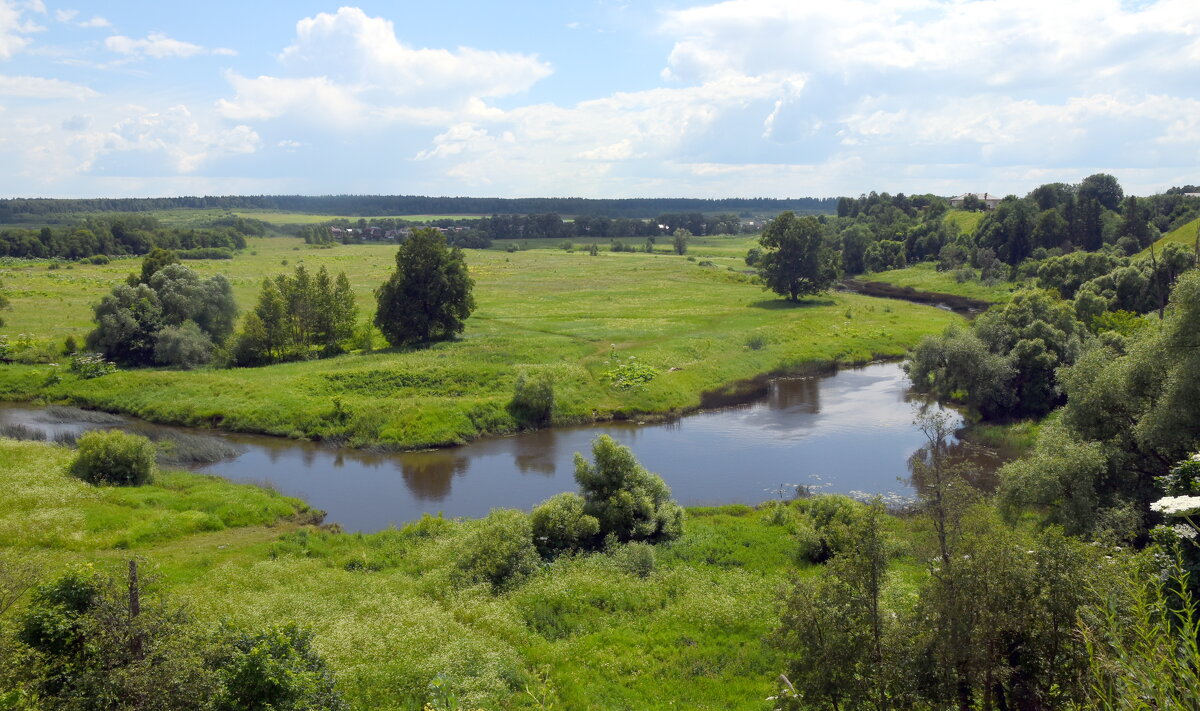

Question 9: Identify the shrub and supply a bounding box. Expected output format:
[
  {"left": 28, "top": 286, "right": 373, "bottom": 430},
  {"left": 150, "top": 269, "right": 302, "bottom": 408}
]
[
  {"left": 455, "top": 509, "right": 541, "bottom": 590},
  {"left": 574, "top": 435, "right": 684, "bottom": 544},
  {"left": 531, "top": 493, "right": 600, "bottom": 557},
  {"left": 212, "top": 624, "right": 347, "bottom": 711},
  {"left": 87, "top": 254, "right": 110, "bottom": 265},
  {"left": 746, "top": 334, "right": 767, "bottom": 351},
  {"left": 608, "top": 541, "right": 656, "bottom": 578},
  {"left": 69, "top": 352, "right": 117, "bottom": 379},
  {"left": 509, "top": 371, "right": 554, "bottom": 427},
  {"left": 154, "top": 320, "right": 215, "bottom": 369},
  {"left": 70, "top": 430, "right": 157, "bottom": 486}
]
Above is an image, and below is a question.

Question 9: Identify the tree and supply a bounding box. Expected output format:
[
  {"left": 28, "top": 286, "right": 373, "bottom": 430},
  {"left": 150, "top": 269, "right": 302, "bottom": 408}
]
[
  {"left": 573, "top": 435, "right": 684, "bottom": 543},
  {"left": 375, "top": 228, "right": 475, "bottom": 346},
  {"left": 134, "top": 247, "right": 179, "bottom": 285},
  {"left": 86, "top": 283, "right": 164, "bottom": 366},
  {"left": 0, "top": 277, "right": 10, "bottom": 328},
  {"left": 1078, "top": 173, "right": 1124, "bottom": 212},
  {"left": 672, "top": 228, "right": 690, "bottom": 255},
  {"left": 757, "top": 212, "right": 838, "bottom": 301}
]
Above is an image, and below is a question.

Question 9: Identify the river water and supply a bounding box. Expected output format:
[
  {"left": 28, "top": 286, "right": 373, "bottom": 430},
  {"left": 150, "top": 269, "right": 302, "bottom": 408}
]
[{"left": 0, "top": 362, "right": 1001, "bottom": 532}]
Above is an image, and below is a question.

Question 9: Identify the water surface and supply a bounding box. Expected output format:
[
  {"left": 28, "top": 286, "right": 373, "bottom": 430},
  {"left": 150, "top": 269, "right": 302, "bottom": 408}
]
[{"left": 0, "top": 362, "right": 997, "bottom": 532}]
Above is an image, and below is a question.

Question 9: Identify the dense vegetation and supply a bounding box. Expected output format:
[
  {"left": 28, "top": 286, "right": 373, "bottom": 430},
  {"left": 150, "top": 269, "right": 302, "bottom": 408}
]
[{"left": 0, "top": 214, "right": 260, "bottom": 260}]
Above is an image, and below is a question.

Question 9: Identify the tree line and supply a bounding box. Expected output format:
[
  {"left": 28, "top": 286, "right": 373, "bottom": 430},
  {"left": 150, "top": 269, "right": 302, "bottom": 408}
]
[
  {"left": 0, "top": 195, "right": 837, "bottom": 223},
  {"left": 0, "top": 214, "right": 264, "bottom": 260}
]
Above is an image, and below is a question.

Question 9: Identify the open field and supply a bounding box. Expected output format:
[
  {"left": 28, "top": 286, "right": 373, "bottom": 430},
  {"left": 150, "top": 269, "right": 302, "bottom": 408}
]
[
  {"left": 1144, "top": 215, "right": 1200, "bottom": 255},
  {"left": 232, "top": 210, "right": 487, "bottom": 225},
  {"left": 0, "top": 435, "right": 924, "bottom": 710},
  {"left": 944, "top": 209, "right": 985, "bottom": 236},
  {"left": 0, "top": 236, "right": 959, "bottom": 448},
  {"left": 856, "top": 262, "right": 1022, "bottom": 303}
]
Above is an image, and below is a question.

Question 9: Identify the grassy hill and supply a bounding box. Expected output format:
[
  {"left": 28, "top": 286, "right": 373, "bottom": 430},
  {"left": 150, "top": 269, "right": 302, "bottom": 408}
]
[
  {"left": 944, "top": 209, "right": 986, "bottom": 236},
  {"left": 1143, "top": 216, "right": 1200, "bottom": 256}
]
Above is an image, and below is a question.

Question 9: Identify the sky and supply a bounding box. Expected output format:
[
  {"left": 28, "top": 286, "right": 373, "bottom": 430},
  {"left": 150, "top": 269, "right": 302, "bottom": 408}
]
[{"left": 0, "top": 0, "right": 1197, "bottom": 199}]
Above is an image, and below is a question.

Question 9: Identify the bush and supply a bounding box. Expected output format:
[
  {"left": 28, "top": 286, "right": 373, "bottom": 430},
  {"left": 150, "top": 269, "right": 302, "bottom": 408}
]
[
  {"left": 455, "top": 509, "right": 541, "bottom": 590},
  {"left": 746, "top": 333, "right": 767, "bottom": 350},
  {"left": 70, "top": 430, "right": 157, "bottom": 486},
  {"left": 608, "top": 541, "right": 656, "bottom": 578},
  {"left": 87, "top": 254, "right": 110, "bottom": 265},
  {"left": 154, "top": 320, "right": 214, "bottom": 369},
  {"left": 509, "top": 371, "right": 554, "bottom": 427},
  {"left": 574, "top": 435, "right": 685, "bottom": 544},
  {"left": 531, "top": 492, "right": 600, "bottom": 557},
  {"left": 69, "top": 352, "right": 117, "bottom": 379},
  {"left": 212, "top": 624, "right": 347, "bottom": 711}
]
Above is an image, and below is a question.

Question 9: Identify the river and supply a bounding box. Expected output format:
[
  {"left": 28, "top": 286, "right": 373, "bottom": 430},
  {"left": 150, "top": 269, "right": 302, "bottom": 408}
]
[{"left": 0, "top": 362, "right": 1003, "bottom": 532}]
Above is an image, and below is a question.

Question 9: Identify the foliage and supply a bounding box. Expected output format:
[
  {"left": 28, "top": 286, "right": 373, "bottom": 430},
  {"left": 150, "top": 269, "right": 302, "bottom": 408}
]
[
  {"left": 375, "top": 228, "right": 475, "bottom": 347},
  {"left": 453, "top": 509, "right": 541, "bottom": 590},
  {"left": 757, "top": 212, "right": 838, "bottom": 301},
  {"left": 211, "top": 624, "right": 347, "bottom": 711},
  {"left": 16, "top": 567, "right": 222, "bottom": 710},
  {"left": 907, "top": 288, "right": 1084, "bottom": 418},
  {"left": 233, "top": 264, "right": 356, "bottom": 365},
  {"left": 87, "top": 262, "right": 235, "bottom": 367},
  {"left": 574, "top": 435, "right": 684, "bottom": 544},
  {"left": 672, "top": 228, "right": 690, "bottom": 255},
  {"left": 508, "top": 371, "right": 554, "bottom": 428},
  {"left": 601, "top": 352, "right": 659, "bottom": 391},
  {"left": 530, "top": 492, "right": 600, "bottom": 557},
  {"left": 154, "top": 321, "right": 214, "bottom": 369},
  {"left": 69, "top": 352, "right": 116, "bottom": 379},
  {"left": 70, "top": 430, "right": 157, "bottom": 486}
]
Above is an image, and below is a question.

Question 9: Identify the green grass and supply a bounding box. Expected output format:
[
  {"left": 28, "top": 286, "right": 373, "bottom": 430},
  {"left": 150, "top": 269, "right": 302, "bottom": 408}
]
[
  {"left": 2, "top": 436, "right": 932, "bottom": 710},
  {"left": 0, "top": 237, "right": 960, "bottom": 448},
  {"left": 1143, "top": 216, "right": 1200, "bottom": 256},
  {"left": 857, "top": 262, "right": 1022, "bottom": 303},
  {"left": 944, "top": 209, "right": 985, "bottom": 236},
  {"left": 0, "top": 437, "right": 311, "bottom": 550}
]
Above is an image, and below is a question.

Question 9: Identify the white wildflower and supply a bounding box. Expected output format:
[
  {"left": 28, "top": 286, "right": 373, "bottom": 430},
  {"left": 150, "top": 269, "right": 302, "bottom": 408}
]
[
  {"left": 1173, "top": 524, "right": 1199, "bottom": 540},
  {"left": 1191, "top": 453, "right": 1200, "bottom": 462},
  {"left": 1150, "top": 495, "right": 1200, "bottom": 516}
]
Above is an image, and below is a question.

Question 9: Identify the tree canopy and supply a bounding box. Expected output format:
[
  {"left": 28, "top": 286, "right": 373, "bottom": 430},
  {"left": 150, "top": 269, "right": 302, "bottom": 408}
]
[
  {"left": 757, "top": 212, "right": 838, "bottom": 301},
  {"left": 374, "top": 228, "right": 475, "bottom": 347}
]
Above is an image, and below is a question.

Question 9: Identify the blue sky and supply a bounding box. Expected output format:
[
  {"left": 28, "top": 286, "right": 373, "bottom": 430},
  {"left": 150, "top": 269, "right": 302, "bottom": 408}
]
[{"left": 0, "top": 0, "right": 1197, "bottom": 199}]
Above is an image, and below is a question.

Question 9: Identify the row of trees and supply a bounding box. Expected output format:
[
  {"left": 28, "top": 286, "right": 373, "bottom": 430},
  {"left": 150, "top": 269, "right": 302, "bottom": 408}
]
[
  {"left": 0, "top": 214, "right": 261, "bottom": 260},
  {"left": 232, "top": 265, "right": 358, "bottom": 366}
]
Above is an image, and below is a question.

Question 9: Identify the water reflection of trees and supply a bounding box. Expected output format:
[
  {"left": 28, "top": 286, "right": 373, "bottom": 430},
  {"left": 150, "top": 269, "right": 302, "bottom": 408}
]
[
  {"left": 512, "top": 430, "right": 556, "bottom": 476},
  {"left": 906, "top": 440, "right": 1001, "bottom": 494},
  {"left": 769, "top": 377, "right": 820, "bottom": 413},
  {"left": 395, "top": 451, "right": 470, "bottom": 501}
]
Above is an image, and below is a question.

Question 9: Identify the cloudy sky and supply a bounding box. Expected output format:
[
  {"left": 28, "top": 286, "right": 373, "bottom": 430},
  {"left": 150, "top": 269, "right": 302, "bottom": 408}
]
[{"left": 0, "top": 0, "right": 1197, "bottom": 199}]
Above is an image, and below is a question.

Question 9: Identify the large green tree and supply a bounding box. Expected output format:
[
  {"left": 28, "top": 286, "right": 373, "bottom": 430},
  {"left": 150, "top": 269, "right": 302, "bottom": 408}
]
[
  {"left": 757, "top": 212, "right": 837, "bottom": 301},
  {"left": 374, "top": 228, "right": 475, "bottom": 346}
]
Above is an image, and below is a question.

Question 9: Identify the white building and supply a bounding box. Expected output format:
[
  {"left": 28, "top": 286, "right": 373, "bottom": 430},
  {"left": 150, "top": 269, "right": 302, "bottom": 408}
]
[{"left": 948, "top": 192, "right": 1003, "bottom": 210}]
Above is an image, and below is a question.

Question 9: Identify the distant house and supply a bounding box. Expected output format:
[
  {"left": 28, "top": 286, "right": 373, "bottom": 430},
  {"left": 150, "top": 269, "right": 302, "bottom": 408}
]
[
  {"left": 949, "top": 192, "right": 1003, "bottom": 210},
  {"left": 1184, "top": 192, "right": 1200, "bottom": 198}
]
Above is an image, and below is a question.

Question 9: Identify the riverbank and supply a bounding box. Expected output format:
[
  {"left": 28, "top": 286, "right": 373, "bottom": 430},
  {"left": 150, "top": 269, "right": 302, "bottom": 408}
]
[
  {"left": 0, "top": 434, "right": 922, "bottom": 709},
  {"left": 0, "top": 238, "right": 961, "bottom": 450}
]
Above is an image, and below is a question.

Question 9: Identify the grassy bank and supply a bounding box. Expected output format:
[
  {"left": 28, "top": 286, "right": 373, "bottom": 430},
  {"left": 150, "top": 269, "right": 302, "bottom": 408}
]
[
  {"left": 1144, "top": 215, "right": 1200, "bottom": 255},
  {"left": 944, "top": 209, "right": 985, "bottom": 236},
  {"left": 2, "top": 436, "right": 920, "bottom": 710},
  {"left": 0, "top": 237, "right": 959, "bottom": 449},
  {"left": 856, "top": 262, "right": 1022, "bottom": 303}
]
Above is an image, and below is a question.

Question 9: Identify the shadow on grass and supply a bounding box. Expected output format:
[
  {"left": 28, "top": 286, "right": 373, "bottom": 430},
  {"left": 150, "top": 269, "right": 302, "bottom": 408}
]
[{"left": 748, "top": 297, "right": 837, "bottom": 310}]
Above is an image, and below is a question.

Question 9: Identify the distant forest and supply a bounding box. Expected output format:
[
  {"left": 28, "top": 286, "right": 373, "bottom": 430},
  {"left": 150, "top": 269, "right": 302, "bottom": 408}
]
[{"left": 0, "top": 195, "right": 837, "bottom": 222}]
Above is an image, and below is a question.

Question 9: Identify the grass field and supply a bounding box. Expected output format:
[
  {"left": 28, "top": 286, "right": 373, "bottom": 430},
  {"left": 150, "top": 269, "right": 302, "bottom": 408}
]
[
  {"left": 232, "top": 211, "right": 487, "bottom": 225},
  {"left": 856, "top": 262, "right": 1022, "bottom": 303},
  {"left": 0, "top": 435, "right": 925, "bottom": 710},
  {"left": 1143, "top": 216, "right": 1200, "bottom": 256},
  {"left": 944, "top": 209, "right": 985, "bottom": 236},
  {"left": 0, "top": 236, "right": 959, "bottom": 449}
]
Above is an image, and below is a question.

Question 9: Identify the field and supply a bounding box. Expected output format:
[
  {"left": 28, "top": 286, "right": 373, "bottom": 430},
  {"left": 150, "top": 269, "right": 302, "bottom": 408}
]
[
  {"left": 943, "top": 209, "right": 985, "bottom": 236},
  {"left": 1144, "top": 215, "right": 1200, "bottom": 255},
  {"left": 0, "top": 435, "right": 932, "bottom": 710},
  {"left": 0, "top": 236, "right": 960, "bottom": 449},
  {"left": 231, "top": 211, "right": 487, "bottom": 226},
  {"left": 856, "top": 262, "right": 1023, "bottom": 303}
]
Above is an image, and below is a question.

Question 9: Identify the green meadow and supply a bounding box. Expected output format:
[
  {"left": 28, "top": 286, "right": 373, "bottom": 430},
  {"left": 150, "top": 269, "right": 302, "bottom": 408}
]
[
  {"left": 943, "top": 208, "right": 985, "bottom": 236},
  {"left": 0, "top": 436, "right": 927, "bottom": 710},
  {"left": 1144, "top": 215, "right": 1200, "bottom": 255},
  {"left": 856, "top": 261, "right": 1022, "bottom": 302},
  {"left": 0, "top": 236, "right": 959, "bottom": 449}
]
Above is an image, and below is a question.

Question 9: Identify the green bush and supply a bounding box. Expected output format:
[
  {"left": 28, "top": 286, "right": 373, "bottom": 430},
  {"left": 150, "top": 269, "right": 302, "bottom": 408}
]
[
  {"left": 154, "top": 320, "right": 214, "bottom": 369},
  {"left": 531, "top": 492, "right": 599, "bottom": 557},
  {"left": 608, "top": 541, "right": 656, "bottom": 578},
  {"left": 509, "top": 371, "right": 554, "bottom": 427},
  {"left": 87, "top": 254, "right": 110, "bottom": 265},
  {"left": 455, "top": 509, "right": 541, "bottom": 590},
  {"left": 70, "top": 430, "right": 157, "bottom": 486},
  {"left": 212, "top": 624, "right": 347, "bottom": 711},
  {"left": 574, "top": 435, "right": 684, "bottom": 544}
]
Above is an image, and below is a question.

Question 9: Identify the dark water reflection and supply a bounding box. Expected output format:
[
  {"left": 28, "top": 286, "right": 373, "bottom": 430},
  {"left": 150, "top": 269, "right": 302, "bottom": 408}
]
[{"left": 0, "top": 363, "right": 1001, "bottom": 532}]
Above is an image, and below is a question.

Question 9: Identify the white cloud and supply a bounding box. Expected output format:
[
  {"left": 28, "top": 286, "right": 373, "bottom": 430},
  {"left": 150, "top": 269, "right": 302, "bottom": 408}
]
[
  {"left": 0, "top": 0, "right": 45, "bottom": 59},
  {"left": 218, "top": 6, "right": 550, "bottom": 126},
  {"left": 78, "top": 16, "right": 109, "bottom": 28},
  {"left": 0, "top": 73, "right": 96, "bottom": 99},
  {"left": 105, "top": 32, "right": 234, "bottom": 60},
  {"left": 53, "top": 8, "right": 75, "bottom": 22}
]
